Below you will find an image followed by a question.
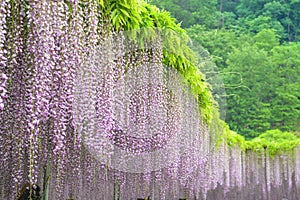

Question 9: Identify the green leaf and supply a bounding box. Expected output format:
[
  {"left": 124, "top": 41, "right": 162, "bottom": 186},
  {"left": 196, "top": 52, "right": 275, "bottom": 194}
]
[{"left": 119, "top": 8, "right": 130, "bottom": 18}]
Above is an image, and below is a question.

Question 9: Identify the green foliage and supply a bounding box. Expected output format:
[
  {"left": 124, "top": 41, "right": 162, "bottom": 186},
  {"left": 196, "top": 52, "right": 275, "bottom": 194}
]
[
  {"left": 256, "top": 129, "right": 298, "bottom": 141},
  {"left": 150, "top": 0, "right": 218, "bottom": 28},
  {"left": 225, "top": 129, "right": 247, "bottom": 150},
  {"left": 110, "top": 0, "right": 142, "bottom": 31},
  {"left": 247, "top": 129, "right": 300, "bottom": 156},
  {"left": 270, "top": 43, "right": 300, "bottom": 131},
  {"left": 188, "top": 25, "right": 300, "bottom": 138},
  {"left": 224, "top": 128, "right": 300, "bottom": 156},
  {"left": 223, "top": 0, "right": 300, "bottom": 41},
  {"left": 223, "top": 43, "right": 274, "bottom": 139},
  {"left": 150, "top": 0, "right": 300, "bottom": 41},
  {"left": 147, "top": 0, "right": 300, "bottom": 157},
  {"left": 253, "top": 29, "right": 280, "bottom": 51}
]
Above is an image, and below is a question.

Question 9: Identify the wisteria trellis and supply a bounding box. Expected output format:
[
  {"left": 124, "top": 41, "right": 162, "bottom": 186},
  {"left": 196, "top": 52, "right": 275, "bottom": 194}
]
[{"left": 0, "top": 1, "right": 300, "bottom": 200}]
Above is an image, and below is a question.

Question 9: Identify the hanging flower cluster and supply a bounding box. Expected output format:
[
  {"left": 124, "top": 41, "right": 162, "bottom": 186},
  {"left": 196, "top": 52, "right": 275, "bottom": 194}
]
[
  {"left": 0, "top": 1, "right": 300, "bottom": 200},
  {"left": 0, "top": 0, "right": 9, "bottom": 111},
  {"left": 0, "top": 73, "right": 7, "bottom": 110}
]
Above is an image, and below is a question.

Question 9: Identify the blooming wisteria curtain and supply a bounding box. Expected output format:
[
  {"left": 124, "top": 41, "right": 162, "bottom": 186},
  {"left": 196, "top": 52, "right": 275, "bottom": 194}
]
[{"left": 1, "top": 1, "right": 300, "bottom": 200}]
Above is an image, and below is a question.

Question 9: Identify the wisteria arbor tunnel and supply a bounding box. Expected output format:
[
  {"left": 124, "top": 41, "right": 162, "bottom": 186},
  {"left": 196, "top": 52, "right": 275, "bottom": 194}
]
[{"left": 0, "top": 1, "right": 300, "bottom": 200}]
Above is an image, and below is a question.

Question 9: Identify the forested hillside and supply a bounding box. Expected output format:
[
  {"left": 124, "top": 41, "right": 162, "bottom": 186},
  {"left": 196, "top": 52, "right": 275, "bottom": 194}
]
[{"left": 150, "top": 0, "right": 300, "bottom": 139}]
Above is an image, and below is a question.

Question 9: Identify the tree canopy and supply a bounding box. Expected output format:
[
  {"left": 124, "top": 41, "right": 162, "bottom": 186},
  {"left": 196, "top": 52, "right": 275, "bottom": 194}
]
[{"left": 151, "top": 0, "right": 300, "bottom": 139}]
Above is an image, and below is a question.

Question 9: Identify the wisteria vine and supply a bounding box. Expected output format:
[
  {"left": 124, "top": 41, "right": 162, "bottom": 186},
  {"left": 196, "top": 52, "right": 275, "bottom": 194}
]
[{"left": 0, "top": 1, "right": 300, "bottom": 200}]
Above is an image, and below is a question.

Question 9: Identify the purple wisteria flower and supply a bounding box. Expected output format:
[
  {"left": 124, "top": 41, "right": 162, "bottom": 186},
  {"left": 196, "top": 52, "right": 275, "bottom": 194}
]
[{"left": 0, "top": 1, "right": 300, "bottom": 200}]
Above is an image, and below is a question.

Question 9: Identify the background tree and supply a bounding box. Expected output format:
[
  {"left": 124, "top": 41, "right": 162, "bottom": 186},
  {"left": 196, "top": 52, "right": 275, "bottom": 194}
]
[
  {"left": 150, "top": 0, "right": 217, "bottom": 28},
  {"left": 151, "top": 0, "right": 300, "bottom": 138},
  {"left": 270, "top": 43, "right": 300, "bottom": 131},
  {"left": 223, "top": 44, "right": 274, "bottom": 139}
]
